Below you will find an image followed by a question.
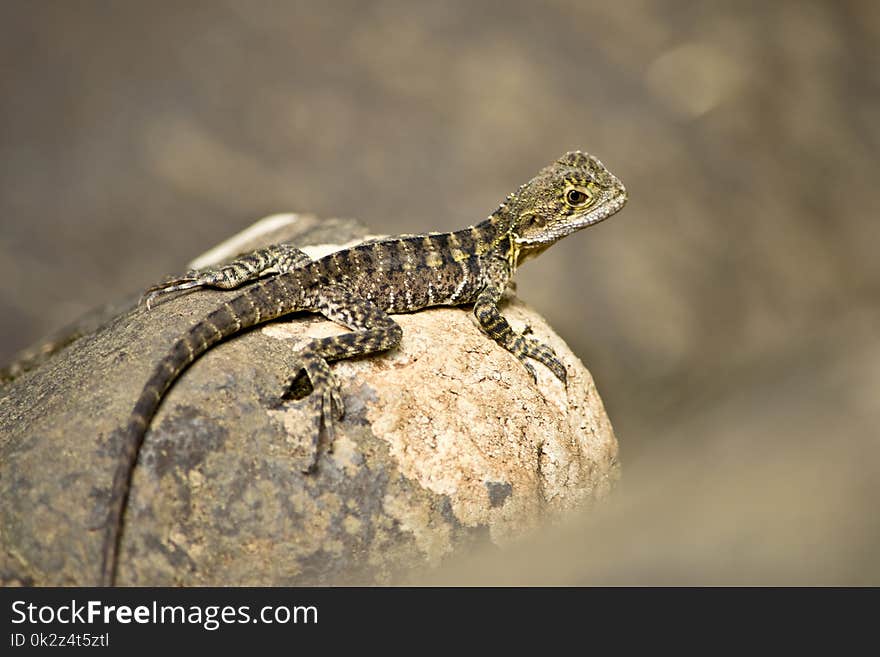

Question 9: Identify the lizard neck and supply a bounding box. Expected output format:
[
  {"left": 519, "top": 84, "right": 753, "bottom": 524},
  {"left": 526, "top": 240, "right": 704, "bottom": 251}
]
[
  {"left": 476, "top": 208, "right": 553, "bottom": 272},
  {"left": 472, "top": 209, "right": 514, "bottom": 256},
  {"left": 472, "top": 208, "right": 518, "bottom": 274}
]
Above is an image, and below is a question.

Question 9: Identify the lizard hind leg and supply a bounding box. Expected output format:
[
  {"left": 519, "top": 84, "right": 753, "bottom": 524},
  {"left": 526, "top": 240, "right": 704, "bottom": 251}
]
[
  {"left": 288, "top": 284, "right": 404, "bottom": 471},
  {"left": 141, "top": 243, "right": 314, "bottom": 309}
]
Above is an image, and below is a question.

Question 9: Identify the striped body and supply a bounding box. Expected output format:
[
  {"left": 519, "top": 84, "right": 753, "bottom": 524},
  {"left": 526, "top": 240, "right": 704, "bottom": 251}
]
[{"left": 310, "top": 224, "right": 506, "bottom": 311}]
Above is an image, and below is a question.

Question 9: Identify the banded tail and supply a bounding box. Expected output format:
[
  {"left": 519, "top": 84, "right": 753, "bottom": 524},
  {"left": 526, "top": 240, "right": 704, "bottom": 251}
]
[{"left": 99, "top": 276, "right": 301, "bottom": 585}]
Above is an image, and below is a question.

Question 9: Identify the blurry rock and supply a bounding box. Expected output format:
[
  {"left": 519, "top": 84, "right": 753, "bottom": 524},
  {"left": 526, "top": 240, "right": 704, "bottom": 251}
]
[{"left": 0, "top": 215, "right": 618, "bottom": 585}]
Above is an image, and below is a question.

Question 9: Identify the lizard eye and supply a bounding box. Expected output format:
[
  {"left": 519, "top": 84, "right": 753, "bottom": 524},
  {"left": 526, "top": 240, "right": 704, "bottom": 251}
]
[{"left": 566, "top": 188, "right": 592, "bottom": 206}]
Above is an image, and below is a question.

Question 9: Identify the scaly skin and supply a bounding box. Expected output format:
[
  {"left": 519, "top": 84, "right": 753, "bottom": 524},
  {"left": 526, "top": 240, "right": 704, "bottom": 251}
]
[{"left": 99, "top": 151, "right": 627, "bottom": 585}]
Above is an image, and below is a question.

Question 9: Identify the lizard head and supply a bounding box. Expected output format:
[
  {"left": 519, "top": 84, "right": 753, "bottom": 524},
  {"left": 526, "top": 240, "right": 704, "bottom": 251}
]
[{"left": 506, "top": 151, "right": 627, "bottom": 255}]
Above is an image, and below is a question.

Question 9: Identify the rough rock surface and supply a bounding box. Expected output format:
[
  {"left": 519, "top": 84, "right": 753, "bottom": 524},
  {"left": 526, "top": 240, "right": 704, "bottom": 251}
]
[{"left": 0, "top": 214, "right": 619, "bottom": 585}]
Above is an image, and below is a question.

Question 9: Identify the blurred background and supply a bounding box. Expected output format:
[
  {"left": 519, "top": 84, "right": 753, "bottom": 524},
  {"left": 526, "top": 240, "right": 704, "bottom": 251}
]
[{"left": 1, "top": 1, "right": 878, "bottom": 583}]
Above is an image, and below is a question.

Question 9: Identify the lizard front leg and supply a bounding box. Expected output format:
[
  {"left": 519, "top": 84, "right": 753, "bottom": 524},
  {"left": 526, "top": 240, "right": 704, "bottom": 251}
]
[
  {"left": 142, "top": 243, "right": 313, "bottom": 308},
  {"left": 474, "top": 262, "right": 567, "bottom": 384},
  {"left": 293, "top": 284, "right": 403, "bottom": 470}
]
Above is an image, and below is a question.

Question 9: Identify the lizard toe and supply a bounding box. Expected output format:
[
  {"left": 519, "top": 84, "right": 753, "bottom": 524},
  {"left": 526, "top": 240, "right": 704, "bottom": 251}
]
[{"left": 140, "top": 276, "right": 202, "bottom": 309}]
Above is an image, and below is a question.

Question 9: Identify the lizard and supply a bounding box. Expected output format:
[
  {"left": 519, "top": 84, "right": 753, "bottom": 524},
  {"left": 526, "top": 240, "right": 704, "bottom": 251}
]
[{"left": 99, "top": 150, "right": 627, "bottom": 586}]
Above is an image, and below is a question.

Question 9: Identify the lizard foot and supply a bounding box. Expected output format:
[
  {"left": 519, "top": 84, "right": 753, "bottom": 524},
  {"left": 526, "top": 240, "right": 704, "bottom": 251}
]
[
  {"left": 295, "top": 352, "right": 345, "bottom": 472},
  {"left": 140, "top": 272, "right": 203, "bottom": 310},
  {"left": 518, "top": 336, "right": 567, "bottom": 384}
]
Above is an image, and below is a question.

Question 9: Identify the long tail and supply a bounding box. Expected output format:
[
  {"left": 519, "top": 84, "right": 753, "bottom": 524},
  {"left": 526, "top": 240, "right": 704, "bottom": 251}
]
[{"left": 99, "top": 277, "right": 298, "bottom": 585}]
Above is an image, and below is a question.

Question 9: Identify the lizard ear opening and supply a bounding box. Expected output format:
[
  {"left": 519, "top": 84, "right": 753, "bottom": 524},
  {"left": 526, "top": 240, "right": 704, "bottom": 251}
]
[{"left": 518, "top": 212, "right": 548, "bottom": 229}]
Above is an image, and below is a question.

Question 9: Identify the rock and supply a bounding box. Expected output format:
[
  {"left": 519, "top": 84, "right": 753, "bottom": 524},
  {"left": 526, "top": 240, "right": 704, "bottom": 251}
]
[{"left": 0, "top": 214, "right": 619, "bottom": 585}]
